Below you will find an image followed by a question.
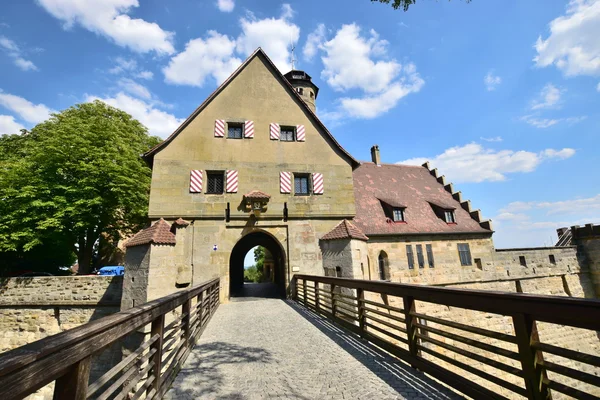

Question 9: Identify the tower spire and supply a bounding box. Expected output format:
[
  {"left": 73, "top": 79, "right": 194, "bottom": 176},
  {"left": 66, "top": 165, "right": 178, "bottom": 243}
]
[{"left": 290, "top": 43, "right": 296, "bottom": 70}]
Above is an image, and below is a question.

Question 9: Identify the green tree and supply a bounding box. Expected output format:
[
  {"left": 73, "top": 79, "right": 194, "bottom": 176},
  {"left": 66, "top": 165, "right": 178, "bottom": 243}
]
[
  {"left": 372, "top": 0, "right": 470, "bottom": 11},
  {"left": 0, "top": 101, "right": 161, "bottom": 275},
  {"left": 253, "top": 246, "right": 265, "bottom": 275}
]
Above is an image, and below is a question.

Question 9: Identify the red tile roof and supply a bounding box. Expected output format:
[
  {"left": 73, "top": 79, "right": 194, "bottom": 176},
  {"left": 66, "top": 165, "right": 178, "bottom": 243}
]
[
  {"left": 173, "top": 218, "right": 190, "bottom": 227},
  {"left": 244, "top": 190, "right": 271, "bottom": 200},
  {"left": 321, "top": 220, "right": 369, "bottom": 241},
  {"left": 125, "top": 218, "right": 176, "bottom": 248},
  {"left": 353, "top": 163, "right": 491, "bottom": 236}
]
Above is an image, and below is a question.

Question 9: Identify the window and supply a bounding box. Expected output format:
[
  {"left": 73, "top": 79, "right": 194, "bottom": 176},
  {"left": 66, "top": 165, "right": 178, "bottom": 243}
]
[
  {"left": 298, "top": 87, "right": 304, "bottom": 95},
  {"left": 206, "top": 172, "right": 224, "bottom": 194},
  {"left": 426, "top": 244, "right": 434, "bottom": 268},
  {"left": 335, "top": 266, "right": 342, "bottom": 278},
  {"left": 392, "top": 208, "right": 405, "bottom": 222},
  {"left": 549, "top": 254, "right": 556, "bottom": 264},
  {"left": 227, "top": 122, "right": 243, "bottom": 139},
  {"left": 416, "top": 245, "right": 424, "bottom": 268},
  {"left": 310, "top": 91, "right": 314, "bottom": 98},
  {"left": 444, "top": 210, "right": 456, "bottom": 223},
  {"left": 458, "top": 243, "right": 472, "bottom": 266},
  {"left": 406, "top": 245, "right": 415, "bottom": 269},
  {"left": 294, "top": 174, "right": 310, "bottom": 195},
  {"left": 475, "top": 258, "right": 483, "bottom": 270},
  {"left": 280, "top": 126, "right": 295, "bottom": 142},
  {"left": 378, "top": 251, "right": 389, "bottom": 280},
  {"left": 519, "top": 256, "right": 527, "bottom": 267}
]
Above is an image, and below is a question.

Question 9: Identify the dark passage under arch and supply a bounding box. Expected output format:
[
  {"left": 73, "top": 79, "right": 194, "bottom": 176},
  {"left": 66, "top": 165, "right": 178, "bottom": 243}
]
[{"left": 229, "top": 231, "right": 287, "bottom": 299}]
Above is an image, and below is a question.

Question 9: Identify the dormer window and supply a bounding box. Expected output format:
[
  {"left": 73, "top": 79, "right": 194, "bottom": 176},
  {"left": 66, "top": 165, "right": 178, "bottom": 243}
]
[
  {"left": 392, "top": 208, "right": 405, "bottom": 222},
  {"left": 444, "top": 210, "right": 456, "bottom": 224}
]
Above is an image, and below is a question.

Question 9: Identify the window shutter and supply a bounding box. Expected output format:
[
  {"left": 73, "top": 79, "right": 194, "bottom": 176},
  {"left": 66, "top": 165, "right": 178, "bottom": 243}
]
[
  {"left": 190, "top": 170, "right": 203, "bottom": 193},
  {"left": 296, "top": 125, "right": 305, "bottom": 141},
  {"left": 244, "top": 121, "right": 254, "bottom": 138},
  {"left": 312, "top": 172, "right": 323, "bottom": 194},
  {"left": 226, "top": 170, "right": 238, "bottom": 193},
  {"left": 280, "top": 172, "right": 291, "bottom": 193},
  {"left": 270, "top": 123, "right": 280, "bottom": 140},
  {"left": 214, "top": 119, "right": 225, "bottom": 137}
]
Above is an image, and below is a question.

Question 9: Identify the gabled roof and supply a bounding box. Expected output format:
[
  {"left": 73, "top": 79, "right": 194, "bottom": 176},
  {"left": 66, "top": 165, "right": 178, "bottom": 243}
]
[
  {"left": 244, "top": 190, "right": 271, "bottom": 200},
  {"left": 173, "top": 218, "right": 190, "bottom": 227},
  {"left": 353, "top": 162, "right": 492, "bottom": 236},
  {"left": 142, "top": 48, "right": 358, "bottom": 167},
  {"left": 321, "top": 220, "right": 369, "bottom": 241},
  {"left": 125, "top": 218, "right": 176, "bottom": 247}
]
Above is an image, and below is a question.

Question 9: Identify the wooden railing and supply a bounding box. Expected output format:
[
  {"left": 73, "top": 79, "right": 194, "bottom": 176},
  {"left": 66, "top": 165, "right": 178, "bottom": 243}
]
[
  {"left": 292, "top": 274, "right": 600, "bottom": 400},
  {"left": 0, "top": 277, "right": 220, "bottom": 400}
]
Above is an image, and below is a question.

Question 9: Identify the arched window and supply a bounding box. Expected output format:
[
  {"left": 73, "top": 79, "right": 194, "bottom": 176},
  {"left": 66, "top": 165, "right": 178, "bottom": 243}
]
[{"left": 378, "top": 251, "right": 389, "bottom": 281}]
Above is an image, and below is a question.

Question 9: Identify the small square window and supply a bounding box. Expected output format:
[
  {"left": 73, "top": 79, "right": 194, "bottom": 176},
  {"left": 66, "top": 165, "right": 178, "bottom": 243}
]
[
  {"left": 227, "top": 123, "right": 243, "bottom": 139},
  {"left": 298, "top": 88, "right": 304, "bottom": 95},
  {"left": 474, "top": 258, "right": 483, "bottom": 270},
  {"left": 549, "top": 254, "right": 556, "bottom": 264},
  {"left": 206, "top": 172, "right": 224, "bottom": 194},
  {"left": 392, "top": 208, "right": 405, "bottom": 222},
  {"left": 280, "top": 126, "right": 295, "bottom": 142},
  {"left": 444, "top": 210, "right": 456, "bottom": 223},
  {"left": 294, "top": 174, "right": 310, "bottom": 195}
]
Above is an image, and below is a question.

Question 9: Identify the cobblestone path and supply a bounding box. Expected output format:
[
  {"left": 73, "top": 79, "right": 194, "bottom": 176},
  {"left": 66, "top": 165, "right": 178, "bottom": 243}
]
[{"left": 165, "top": 297, "right": 463, "bottom": 400}]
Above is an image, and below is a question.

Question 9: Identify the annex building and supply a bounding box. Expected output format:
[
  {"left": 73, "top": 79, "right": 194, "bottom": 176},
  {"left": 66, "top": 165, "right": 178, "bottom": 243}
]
[{"left": 122, "top": 48, "right": 600, "bottom": 304}]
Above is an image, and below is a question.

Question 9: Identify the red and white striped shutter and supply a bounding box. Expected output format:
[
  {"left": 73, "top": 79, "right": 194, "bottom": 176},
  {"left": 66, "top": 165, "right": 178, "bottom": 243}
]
[
  {"left": 296, "top": 125, "right": 305, "bottom": 141},
  {"left": 214, "top": 119, "right": 225, "bottom": 137},
  {"left": 280, "top": 172, "right": 291, "bottom": 193},
  {"left": 312, "top": 173, "right": 323, "bottom": 194},
  {"left": 226, "top": 170, "right": 238, "bottom": 193},
  {"left": 190, "top": 170, "right": 203, "bottom": 193},
  {"left": 270, "top": 123, "right": 280, "bottom": 140},
  {"left": 244, "top": 121, "right": 254, "bottom": 138}
]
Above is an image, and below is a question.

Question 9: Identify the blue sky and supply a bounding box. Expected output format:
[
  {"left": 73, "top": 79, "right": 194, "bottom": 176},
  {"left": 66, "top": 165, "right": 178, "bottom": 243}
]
[{"left": 1, "top": 0, "right": 599, "bottom": 252}]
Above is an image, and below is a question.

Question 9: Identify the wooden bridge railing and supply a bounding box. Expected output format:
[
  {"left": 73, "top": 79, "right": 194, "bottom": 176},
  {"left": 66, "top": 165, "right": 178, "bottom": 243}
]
[
  {"left": 0, "top": 277, "right": 220, "bottom": 400},
  {"left": 292, "top": 274, "right": 600, "bottom": 400}
]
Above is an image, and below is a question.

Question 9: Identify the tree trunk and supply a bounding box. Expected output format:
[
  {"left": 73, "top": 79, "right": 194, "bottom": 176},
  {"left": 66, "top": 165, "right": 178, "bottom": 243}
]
[{"left": 77, "top": 229, "right": 96, "bottom": 275}]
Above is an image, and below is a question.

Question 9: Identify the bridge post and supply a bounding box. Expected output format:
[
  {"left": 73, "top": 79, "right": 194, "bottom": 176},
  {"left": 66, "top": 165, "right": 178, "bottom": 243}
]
[
  {"left": 314, "top": 281, "right": 320, "bottom": 313},
  {"left": 197, "top": 291, "right": 204, "bottom": 338},
  {"left": 403, "top": 296, "right": 419, "bottom": 362},
  {"left": 331, "top": 284, "right": 336, "bottom": 320},
  {"left": 148, "top": 314, "right": 165, "bottom": 396},
  {"left": 53, "top": 355, "right": 91, "bottom": 400},
  {"left": 357, "top": 288, "right": 365, "bottom": 338},
  {"left": 513, "top": 313, "right": 550, "bottom": 400},
  {"left": 182, "top": 298, "right": 191, "bottom": 345}
]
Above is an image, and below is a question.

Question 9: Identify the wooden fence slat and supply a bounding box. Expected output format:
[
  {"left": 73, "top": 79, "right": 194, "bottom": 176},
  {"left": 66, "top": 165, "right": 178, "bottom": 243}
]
[{"left": 53, "top": 355, "right": 91, "bottom": 400}]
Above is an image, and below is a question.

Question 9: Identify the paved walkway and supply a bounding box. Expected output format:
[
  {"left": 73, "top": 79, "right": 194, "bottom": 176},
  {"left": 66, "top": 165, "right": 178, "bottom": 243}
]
[{"left": 165, "top": 296, "right": 463, "bottom": 400}]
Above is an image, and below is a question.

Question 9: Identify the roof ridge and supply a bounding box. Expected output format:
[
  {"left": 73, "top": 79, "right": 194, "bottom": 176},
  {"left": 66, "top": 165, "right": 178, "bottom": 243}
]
[{"left": 142, "top": 48, "right": 358, "bottom": 167}]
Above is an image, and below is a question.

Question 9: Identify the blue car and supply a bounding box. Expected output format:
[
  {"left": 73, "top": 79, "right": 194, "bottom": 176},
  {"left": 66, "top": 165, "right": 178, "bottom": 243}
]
[{"left": 97, "top": 266, "right": 125, "bottom": 276}]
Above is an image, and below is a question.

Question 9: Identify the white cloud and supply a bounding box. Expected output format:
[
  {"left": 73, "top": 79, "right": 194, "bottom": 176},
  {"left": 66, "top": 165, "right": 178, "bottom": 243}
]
[
  {"left": 117, "top": 78, "right": 151, "bottom": 99},
  {"left": 0, "top": 36, "right": 38, "bottom": 71},
  {"left": 597, "top": 82, "right": 600, "bottom": 91},
  {"left": 501, "top": 194, "right": 600, "bottom": 216},
  {"left": 0, "top": 91, "right": 54, "bottom": 124},
  {"left": 398, "top": 143, "right": 576, "bottom": 183},
  {"left": 216, "top": 0, "right": 234, "bottom": 12},
  {"left": 315, "top": 24, "right": 423, "bottom": 120},
  {"left": 86, "top": 92, "right": 183, "bottom": 138},
  {"left": 480, "top": 136, "right": 503, "bottom": 142},
  {"left": 108, "top": 57, "right": 137, "bottom": 74},
  {"left": 0, "top": 115, "right": 25, "bottom": 134},
  {"left": 520, "top": 114, "right": 586, "bottom": 128},
  {"left": 303, "top": 24, "right": 325, "bottom": 62},
  {"left": 534, "top": 0, "right": 600, "bottom": 76},
  {"left": 163, "top": 31, "right": 241, "bottom": 87},
  {"left": 36, "top": 0, "right": 175, "bottom": 55},
  {"left": 531, "top": 83, "right": 562, "bottom": 109},
  {"left": 236, "top": 5, "right": 300, "bottom": 72},
  {"left": 136, "top": 70, "right": 153, "bottom": 80},
  {"left": 484, "top": 71, "right": 501, "bottom": 91}
]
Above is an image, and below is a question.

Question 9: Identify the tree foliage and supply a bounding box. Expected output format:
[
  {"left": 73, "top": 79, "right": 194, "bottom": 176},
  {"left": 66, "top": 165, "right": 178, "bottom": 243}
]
[
  {"left": 0, "top": 100, "right": 161, "bottom": 275},
  {"left": 243, "top": 246, "right": 267, "bottom": 283},
  {"left": 372, "top": 0, "right": 470, "bottom": 11}
]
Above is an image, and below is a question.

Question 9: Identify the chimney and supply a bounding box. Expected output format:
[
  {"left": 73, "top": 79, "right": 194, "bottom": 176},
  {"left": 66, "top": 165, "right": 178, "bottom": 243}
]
[{"left": 371, "top": 145, "right": 381, "bottom": 165}]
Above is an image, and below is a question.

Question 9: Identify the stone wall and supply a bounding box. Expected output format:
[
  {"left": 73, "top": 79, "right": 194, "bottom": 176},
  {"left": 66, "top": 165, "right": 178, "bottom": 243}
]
[{"left": 0, "top": 275, "right": 124, "bottom": 396}]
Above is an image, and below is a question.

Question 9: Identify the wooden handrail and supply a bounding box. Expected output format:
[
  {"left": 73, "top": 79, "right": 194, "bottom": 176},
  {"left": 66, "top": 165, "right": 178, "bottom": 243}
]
[
  {"left": 292, "top": 274, "right": 600, "bottom": 400},
  {"left": 0, "top": 277, "right": 220, "bottom": 400}
]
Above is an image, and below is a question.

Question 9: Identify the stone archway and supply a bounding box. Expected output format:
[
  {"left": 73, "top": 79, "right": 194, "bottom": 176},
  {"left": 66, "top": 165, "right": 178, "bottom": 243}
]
[{"left": 229, "top": 230, "right": 287, "bottom": 298}]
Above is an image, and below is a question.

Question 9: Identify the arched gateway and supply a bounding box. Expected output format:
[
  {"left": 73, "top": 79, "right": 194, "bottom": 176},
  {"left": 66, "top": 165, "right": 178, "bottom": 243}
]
[{"left": 229, "top": 231, "right": 287, "bottom": 298}]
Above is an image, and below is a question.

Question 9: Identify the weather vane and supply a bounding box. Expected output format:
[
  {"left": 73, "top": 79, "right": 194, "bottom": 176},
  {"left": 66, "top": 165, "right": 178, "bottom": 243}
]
[{"left": 290, "top": 42, "right": 296, "bottom": 70}]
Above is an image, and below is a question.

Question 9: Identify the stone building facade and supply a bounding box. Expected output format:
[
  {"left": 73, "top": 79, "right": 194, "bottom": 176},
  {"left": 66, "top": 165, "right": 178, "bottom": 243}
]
[{"left": 122, "top": 48, "right": 600, "bottom": 305}]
